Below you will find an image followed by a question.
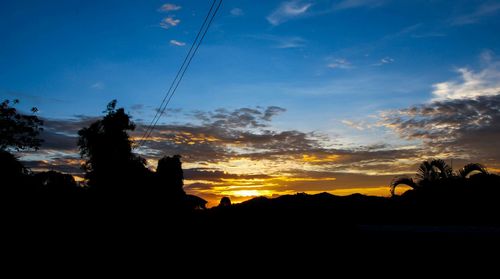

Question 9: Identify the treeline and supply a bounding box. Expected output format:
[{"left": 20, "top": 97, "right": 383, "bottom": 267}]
[{"left": 1, "top": 100, "right": 206, "bottom": 216}]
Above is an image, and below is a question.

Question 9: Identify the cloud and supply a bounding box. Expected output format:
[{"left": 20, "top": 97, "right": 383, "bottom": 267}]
[
  {"left": 90, "top": 82, "right": 104, "bottom": 90},
  {"left": 335, "top": 0, "right": 386, "bottom": 10},
  {"left": 184, "top": 168, "right": 270, "bottom": 182},
  {"left": 263, "top": 106, "right": 287, "bottom": 121},
  {"left": 130, "top": 104, "right": 144, "bottom": 112},
  {"left": 327, "top": 59, "right": 352, "bottom": 69},
  {"left": 342, "top": 120, "right": 369, "bottom": 130},
  {"left": 431, "top": 57, "right": 500, "bottom": 101},
  {"left": 17, "top": 116, "right": 100, "bottom": 177},
  {"left": 134, "top": 106, "right": 421, "bottom": 177},
  {"left": 39, "top": 130, "right": 78, "bottom": 152},
  {"left": 267, "top": 1, "right": 313, "bottom": 26},
  {"left": 266, "top": 0, "right": 385, "bottom": 26},
  {"left": 381, "top": 96, "right": 496, "bottom": 142},
  {"left": 451, "top": 2, "right": 500, "bottom": 26},
  {"left": 380, "top": 56, "right": 500, "bottom": 167},
  {"left": 160, "top": 17, "right": 180, "bottom": 29},
  {"left": 381, "top": 94, "right": 500, "bottom": 163},
  {"left": 169, "top": 39, "right": 186, "bottom": 46},
  {"left": 373, "top": 57, "right": 394, "bottom": 66},
  {"left": 158, "top": 3, "right": 181, "bottom": 12},
  {"left": 192, "top": 106, "right": 286, "bottom": 129},
  {"left": 249, "top": 34, "right": 306, "bottom": 49},
  {"left": 20, "top": 106, "right": 431, "bottom": 206},
  {"left": 230, "top": 8, "right": 244, "bottom": 16},
  {"left": 411, "top": 32, "right": 446, "bottom": 39},
  {"left": 275, "top": 37, "right": 306, "bottom": 49}
]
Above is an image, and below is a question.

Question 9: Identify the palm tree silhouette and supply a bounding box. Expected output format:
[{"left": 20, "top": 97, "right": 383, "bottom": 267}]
[{"left": 390, "top": 159, "right": 488, "bottom": 196}]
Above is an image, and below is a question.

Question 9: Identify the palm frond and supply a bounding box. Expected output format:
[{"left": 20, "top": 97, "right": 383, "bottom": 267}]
[
  {"left": 416, "top": 161, "right": 433, "bottom": 181},
  {"left": 431, "top": 159, "right": 453, "bottom": 179},
  {"left": 459, "top": 163, "right": 489, "bottom": 178},
  {"left": 390, "top": 176, "right": 418, "bottom": 196}
]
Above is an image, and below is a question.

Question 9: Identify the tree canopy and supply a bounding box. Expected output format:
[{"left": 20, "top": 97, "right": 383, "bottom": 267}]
[
  {"left": 0, "top": 99, "right": 43, "bottom": 151},
  {"left": 77, "top": 100, "right": 147, "bottom": 189}
]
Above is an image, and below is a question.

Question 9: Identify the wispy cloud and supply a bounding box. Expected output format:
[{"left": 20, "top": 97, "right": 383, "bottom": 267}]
[
  {"left": 335, "top": 0, "right": 386, "bottom": 10},
  {"left": 230, "top": 8, "right": 244, "bottom": 17},
  {"left": 432, "top": 54, "right": 500, "bottom": 101},
  {"left": 411, "top": 32, "right": 446, "bottom": 39},
  {"left": 275, "top": 36, "right": 306, "bottom": 49},
  {"left": 249, "top": 34, "right": 306, "bottom": 49},
  {"left": 130, "top": 104, "right": 144, "bottom": 112},
  {"left": 158, "top": 3, "right": 181, "bottom": 12},
  {"left": 90, "top": 82, "right": 104, "bottom": 90},
  {"left": 373, "top": 57, "right": 394, "bottom": 66},
  {"left": 169, "top": 39, "right": 186, "bottom": 46},
  {"left": 267, "top": 1, "right": 313, "bottom": 26},
  {"left": 327, "top": 58, "right": 352, "bottom": 69},
  {"left": 160, "top": 17, "right": 180, "bottom": 29},
  {"left": 342, "top": 120, "right": 369, "bottom": 130},
  {"left": 266, "top": 0, "right": 386, "bottom": 26},
  {"left": 451, "top": 2, "right": 500, "bottom": 26}
]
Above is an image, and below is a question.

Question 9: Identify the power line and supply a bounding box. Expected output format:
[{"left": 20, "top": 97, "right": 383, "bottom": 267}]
[
  {"left": 138, "top": 0, "right": 222, "bottom": 147},
  {"left": 138, "top": 0, "right": 221, "bottom": 146},
  {"left": 138, "top": 0, "right": 217, "bottom": 146},
  {"left": 146, "top": 0, "right": 222, "bottom": 140}
]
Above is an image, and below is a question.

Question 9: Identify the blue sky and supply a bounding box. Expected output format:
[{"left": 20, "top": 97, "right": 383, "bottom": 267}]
[
  {"left": 2, "top": 0, "right": 498, "bottom": 119},
  {"left": 2, "top": 0, "right": 500, "bottom": 205}
]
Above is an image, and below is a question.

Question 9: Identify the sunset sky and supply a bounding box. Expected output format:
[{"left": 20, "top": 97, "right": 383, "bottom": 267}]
[{"left": 2, "top": 0, "right": 500, "bottom": 206}]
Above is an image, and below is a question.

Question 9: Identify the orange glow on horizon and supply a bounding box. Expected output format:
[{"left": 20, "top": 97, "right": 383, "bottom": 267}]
[
  {"left": 73, "top": 175, "right": 85, "bottom": 182},
  {"left": 117, "top": 134, "right": 415, "bottom": 208},
  {"left": 302, "top": 154, "right": 341, "bottom": 163},
  {"left": 222, "top": 189, "right": 274, "bottom": 197},
  {"left": 190, "top": 186, "right": 402, "bottom": 208}
]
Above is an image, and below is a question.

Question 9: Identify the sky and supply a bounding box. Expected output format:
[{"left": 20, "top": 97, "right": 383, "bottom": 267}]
[{"left": 2, "top": 0, "right": 500, "bottom": 206}]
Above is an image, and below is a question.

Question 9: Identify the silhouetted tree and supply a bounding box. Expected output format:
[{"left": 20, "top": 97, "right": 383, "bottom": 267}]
[
  {"left": 390, "top": 159, "right": 455, "bottom": 195},
  {"left": 0, "top": 99, "right": 43, "bottom": 151},
  {"left": 0, "top": 99, "right": 43, "bottom": 192},
  {"left": 390, "top": 159, "right": 494, "bottom": 196},
  {"left": 219, "top": 197, "right": 231, "bottom": 207},
  {"left": 156, "top": 155, "right": 185, "bottom": 197},
  {"left": 77, "top": 100, "right": 148, "bottom": 191}
]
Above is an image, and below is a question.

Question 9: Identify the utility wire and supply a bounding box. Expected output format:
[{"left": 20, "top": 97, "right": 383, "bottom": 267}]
[
  {"left": 138, "top": 0, "right": 216, "bottom": 145},
  {"left": 145, "top": 0, "right": 223, "bottom": 141},
  {"left": 138, "top": 0, "right": 222, "bottom": 147},
  {"left": 138, "top": 0, "right": 219, "bottom": 146}
]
